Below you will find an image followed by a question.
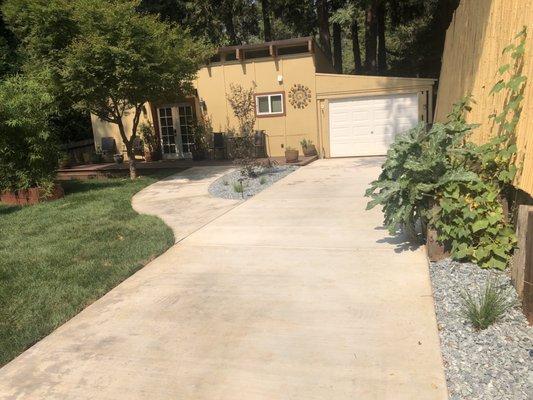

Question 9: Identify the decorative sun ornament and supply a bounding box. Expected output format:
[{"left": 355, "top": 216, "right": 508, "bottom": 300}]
[{"left": 288, "top": 84, "right": 311, "bottom": 109}]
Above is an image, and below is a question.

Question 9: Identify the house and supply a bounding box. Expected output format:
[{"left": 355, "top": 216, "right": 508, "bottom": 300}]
[{"left": 91, "top": 37, "right": 435, "bottom": 159}]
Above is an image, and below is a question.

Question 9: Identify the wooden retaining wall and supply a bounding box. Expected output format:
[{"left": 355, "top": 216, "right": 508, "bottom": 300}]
[{"left": 435, "top": 0, "right": 533, "bottom": 196}]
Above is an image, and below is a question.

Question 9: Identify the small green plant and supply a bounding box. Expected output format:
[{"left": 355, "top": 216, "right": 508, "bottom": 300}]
[
  {"left": 139, "top": 122, "right": 159, "bottom": 159},
  {"left": 461, "top": 277, "right": 514, "bottom": 330},
  {"left": 232, "top": 181, "right": 244, "bottom": 193},
  {"left": 259, "top": 176, "right": 267, "bottom": 185},
  {"left": 300, "top": 138, "right": 313, "bottom": 148}
]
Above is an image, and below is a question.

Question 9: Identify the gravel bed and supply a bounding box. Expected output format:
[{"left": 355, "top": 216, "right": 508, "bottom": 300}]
[
  {"left": 208, "top": 165, "right": 298, "bottom": 200},
  {"left": 429, "top": 259, "right": 533, "bottom": 399}
]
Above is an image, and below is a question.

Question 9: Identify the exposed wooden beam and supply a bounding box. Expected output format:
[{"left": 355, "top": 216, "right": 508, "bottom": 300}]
[{"left": 307, "top": 39, "right": 314, "bottom": 53}]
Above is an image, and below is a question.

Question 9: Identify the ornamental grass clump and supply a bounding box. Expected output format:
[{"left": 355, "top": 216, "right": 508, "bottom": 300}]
[{"left": 461, "top": 277, "right": 515, "bottom": 330}]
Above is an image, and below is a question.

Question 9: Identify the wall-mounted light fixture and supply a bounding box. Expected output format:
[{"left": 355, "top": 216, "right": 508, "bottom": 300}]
[{"left": 277, "top": 75, "right": 283, "bottom": 84}]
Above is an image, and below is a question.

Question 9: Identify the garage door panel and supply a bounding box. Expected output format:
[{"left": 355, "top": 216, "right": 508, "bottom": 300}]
[{"left": 329, "top": 93, "right": 419, "bottom": 157}]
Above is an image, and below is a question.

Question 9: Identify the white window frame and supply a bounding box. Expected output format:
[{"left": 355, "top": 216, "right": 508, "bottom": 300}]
[{"left": 255, "top": 93, "right": 284, "bottom": 116}]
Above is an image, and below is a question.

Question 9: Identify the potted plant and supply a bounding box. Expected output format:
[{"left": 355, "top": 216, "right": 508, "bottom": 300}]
[
  {"left": 285, "top": 146, "right": 299, "bottom": 163},
  {"left": 300, "top": 138, "right": 317, "bottom": 157},
  {"left": 139, "top": 122, "right": 160, "bottom": 162}
]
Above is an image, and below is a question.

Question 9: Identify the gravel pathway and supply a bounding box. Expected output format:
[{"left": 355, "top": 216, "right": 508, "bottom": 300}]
[
  {"left": 429, "top": 259, "right": 533, "bottom": 399},
  {"left": 208, "top": 165, "right": 298, "bottom": 200}
]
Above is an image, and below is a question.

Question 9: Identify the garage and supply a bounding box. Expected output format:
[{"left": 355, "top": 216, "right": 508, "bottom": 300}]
[{"left": 328, "top": 93, "right": 419, "bottom": 157}]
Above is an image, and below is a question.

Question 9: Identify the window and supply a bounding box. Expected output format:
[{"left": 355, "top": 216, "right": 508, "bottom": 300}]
[{"left": 255, "top": 93, "right": 284, "bottom": 116}]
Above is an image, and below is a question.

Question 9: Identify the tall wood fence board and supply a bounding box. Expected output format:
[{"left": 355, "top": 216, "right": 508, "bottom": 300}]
[{"left": 435, "top": 0, "right": 533, "bottom": 195}]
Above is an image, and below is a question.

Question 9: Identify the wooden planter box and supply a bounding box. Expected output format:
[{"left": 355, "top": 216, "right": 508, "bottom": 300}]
[{"left": 1, "top": 184, "right": 64, "bottom": 206}]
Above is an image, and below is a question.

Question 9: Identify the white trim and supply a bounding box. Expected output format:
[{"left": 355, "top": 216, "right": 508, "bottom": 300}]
[{"left": 255, "top": 93, "right": 284, "bottom": 116}]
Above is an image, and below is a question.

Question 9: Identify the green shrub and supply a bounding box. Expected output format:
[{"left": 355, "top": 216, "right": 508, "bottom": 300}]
[
  {"left": 259, "top": 176, "right": 267, "bottom": 185},
  {"left": 365, "top": 114, "right": 476, "bottom": 240},
  {"left": 366, "top": 28, "right": 526, "bottom": 270},
  {"left": 461, "top": 277, "right": 514, "bottom": 330},
  {"left": 0, "top": 72, "right": 59, "bottom": 191}
]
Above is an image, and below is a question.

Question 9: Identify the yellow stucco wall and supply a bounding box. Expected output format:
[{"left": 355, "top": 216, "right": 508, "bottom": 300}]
[
  {"left": 91, "top": 105, "right": 154, "bottom": 158},
  {"left": 435, "top": 0, "right": 533, "bottom": 196},
  {"left": 196, "top": 54, "right": 320, "bottom": 156}
]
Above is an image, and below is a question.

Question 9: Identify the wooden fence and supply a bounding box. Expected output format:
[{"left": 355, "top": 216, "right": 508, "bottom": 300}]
[{"left": 435, "top": 0, "right": 533, "bottom": 196}]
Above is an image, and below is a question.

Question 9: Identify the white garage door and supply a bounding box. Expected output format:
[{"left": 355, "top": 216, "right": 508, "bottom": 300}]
[{"left": 329, "top": 93, "right": 419, "bottom": 157}]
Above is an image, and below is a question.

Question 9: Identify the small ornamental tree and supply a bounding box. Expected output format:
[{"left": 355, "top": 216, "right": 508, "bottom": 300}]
[{"left": 61, "top": 0, "right": 210, "bottom": 178}]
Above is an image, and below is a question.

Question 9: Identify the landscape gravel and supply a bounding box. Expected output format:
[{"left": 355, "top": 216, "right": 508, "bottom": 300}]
[
  {"left": 429, "top": 259, "right": 533, "bottom": 399},
  {"left": 208, "top": 165, "right": 298, "bottom": 200}
]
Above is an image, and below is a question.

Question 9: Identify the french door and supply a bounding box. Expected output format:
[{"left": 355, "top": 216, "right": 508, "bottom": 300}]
[{"left": 157, "top": 104, "right": 195, "bottom": 159}]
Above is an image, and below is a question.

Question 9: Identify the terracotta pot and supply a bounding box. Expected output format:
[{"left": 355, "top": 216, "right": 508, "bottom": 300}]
[
  {"left": 302, "top": 145, "right": 317, "bottom": 157},
  {"left": 285, "top": 149, "right": 299, "bottom": 163}
]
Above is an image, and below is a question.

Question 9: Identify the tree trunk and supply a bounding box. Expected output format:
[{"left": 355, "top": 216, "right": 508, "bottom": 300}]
[
  {"left": 128, "top": 151, "right": 137, "bottom": 179},
  {"left": 222, "top": 1, "right": 238, "bottom": 44},
  {"left": 377, "top": 1, "right": 387, "bottom": 73},
  {"left": 332, "top": 21, "right": 342, "bottom": 73},
  {"left": 316, "top": 0, "right": 332, "bottom": 62},
  {"left": 351, "top": 16, "right": 362, "bottom": 73},
  {"left": 261, "top": 0, "right": 272, "bottom": 42},
  {"left": 364, "top": 1, "right": 378, "bottom": 74}
]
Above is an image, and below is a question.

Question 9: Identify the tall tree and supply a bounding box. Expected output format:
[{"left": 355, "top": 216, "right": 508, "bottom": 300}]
[
  {"left": 332, "top": 21, "right": 342, "bottom": 72},
  {"left": 61, "top": 0, "right": 210, "bottom": 179},
  {"left": 363, "top": 0, "right": 378, "bottom": 74},
  {"left": 350, "top": 14, "right": 362, "bottom": 72},
  {"left": 376, "top": 0, "right": 386, "bottom": 73},
  {"left": 261, "top": 0, "right": 272, "bottom": 42},
  {"left": 331, "top": 0, "right": 345, "bottom": 73},
  {"left": 316, "top": 0, "right": 332, "bottom": 61}
]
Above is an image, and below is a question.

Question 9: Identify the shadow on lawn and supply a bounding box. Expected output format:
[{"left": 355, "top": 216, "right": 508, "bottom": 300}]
[
  {"left": 0, "top": 205, "right": 20, "bottom": 216},
  {"left": 61, "top": 179, "right": 130, "bottom": 196}
]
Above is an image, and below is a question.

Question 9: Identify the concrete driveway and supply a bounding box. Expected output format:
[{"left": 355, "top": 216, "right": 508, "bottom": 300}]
[
  {"left": 0, "top": 158, "right": 447, "bottom": 399},
  {"left": 132, "top": 166, "right": 241, "bottom": 242}
]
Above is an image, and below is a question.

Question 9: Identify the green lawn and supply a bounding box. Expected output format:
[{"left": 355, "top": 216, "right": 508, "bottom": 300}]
[{"left": 0, "top": 170, "right": 184, "bottom": 366}]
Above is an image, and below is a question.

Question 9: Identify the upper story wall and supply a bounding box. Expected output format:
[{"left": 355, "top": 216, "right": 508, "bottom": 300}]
[
  {"left": 195, "top": 53, "right": 320, "bottom": 156},
  {"left": 435, "top": 0, "right": 533, "bottom": 195}
]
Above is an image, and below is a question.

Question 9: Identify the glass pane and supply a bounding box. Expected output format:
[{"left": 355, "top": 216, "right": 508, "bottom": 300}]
[
  {"left": 271, "top": 95, "right": 282, "bottom": 113},
  {"left": 257, "top": 96, "right": 269, "bottom": 113}
]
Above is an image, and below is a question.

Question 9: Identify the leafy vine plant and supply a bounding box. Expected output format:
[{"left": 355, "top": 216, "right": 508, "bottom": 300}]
[
  {"left": 366, "top": 27, "right": 527, "bottom": 270},
  {"left": 434, "top": 27, "right": 527, "bottom": 270}
]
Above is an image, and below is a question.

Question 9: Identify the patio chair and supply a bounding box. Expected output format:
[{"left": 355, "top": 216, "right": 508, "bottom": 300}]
[
  {"left": 101, "top": 137, "right": 116, "bottom": 162},
  {"left": 212, "top": 132, "right": 227, "bottom": 159}
]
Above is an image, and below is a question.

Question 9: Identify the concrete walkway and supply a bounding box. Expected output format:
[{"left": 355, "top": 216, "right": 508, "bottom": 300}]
[
  {"left": 0, "top": 158, "right": 447, "bottom": 399},
  {"left": 132, "top": 166, "right": 241, "bottom": 242}
]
